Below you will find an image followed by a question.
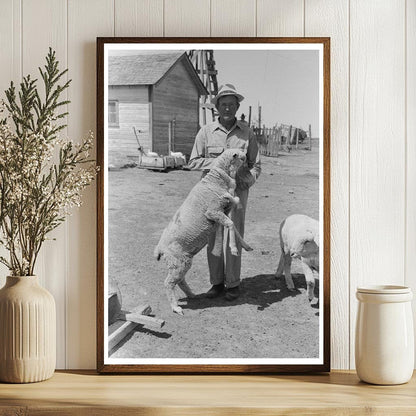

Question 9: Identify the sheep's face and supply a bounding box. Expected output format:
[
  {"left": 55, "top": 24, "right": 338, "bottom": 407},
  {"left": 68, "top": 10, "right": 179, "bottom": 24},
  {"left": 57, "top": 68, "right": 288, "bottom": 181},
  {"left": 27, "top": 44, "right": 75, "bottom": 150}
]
[
  {"left": 214, "top": 149, "right": 246, "bottom": 177},
  {"left": 290, "top": 239, "right": 319, "bottom": 258}
]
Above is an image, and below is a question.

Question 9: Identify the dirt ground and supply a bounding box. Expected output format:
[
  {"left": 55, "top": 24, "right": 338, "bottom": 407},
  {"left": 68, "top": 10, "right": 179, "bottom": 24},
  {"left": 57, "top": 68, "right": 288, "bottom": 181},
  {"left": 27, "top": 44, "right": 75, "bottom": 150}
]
[{"left": 108, "top": 141, "right": 320, "bottom": 359}]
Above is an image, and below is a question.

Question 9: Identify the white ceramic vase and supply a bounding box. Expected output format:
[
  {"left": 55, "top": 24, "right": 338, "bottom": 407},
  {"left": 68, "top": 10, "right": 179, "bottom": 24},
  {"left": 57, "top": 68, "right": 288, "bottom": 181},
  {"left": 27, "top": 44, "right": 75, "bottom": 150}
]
[
  {"left": 0, "top": 276, "right": 56, "bottom": 383},
  {"left": 355, "top": 285, "right": 414, "bottom": 385}
]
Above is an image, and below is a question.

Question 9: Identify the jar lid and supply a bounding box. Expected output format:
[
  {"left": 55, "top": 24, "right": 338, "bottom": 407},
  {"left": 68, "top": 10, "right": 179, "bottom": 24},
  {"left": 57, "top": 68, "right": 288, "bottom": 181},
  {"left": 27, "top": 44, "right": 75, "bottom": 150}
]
[{"left": 357, "top": 285, "right": 411, "bottom": 294}]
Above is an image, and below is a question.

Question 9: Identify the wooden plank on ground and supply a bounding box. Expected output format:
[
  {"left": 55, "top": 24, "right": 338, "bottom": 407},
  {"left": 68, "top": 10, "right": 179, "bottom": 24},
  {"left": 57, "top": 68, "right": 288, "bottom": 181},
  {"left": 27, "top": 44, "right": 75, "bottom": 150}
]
[
  {"left": 124, "top": 313, "right": 165, "bottom": 330},
  {"left": 109, "top": 321, "right": 138, "bottom": 351}
]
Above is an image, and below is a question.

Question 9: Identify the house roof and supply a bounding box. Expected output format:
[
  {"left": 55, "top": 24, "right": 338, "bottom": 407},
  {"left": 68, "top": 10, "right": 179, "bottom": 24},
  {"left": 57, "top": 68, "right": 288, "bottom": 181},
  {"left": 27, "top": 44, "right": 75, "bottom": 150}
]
[{"left": 108, "top": 52, "right": 207, "bottom": 95}]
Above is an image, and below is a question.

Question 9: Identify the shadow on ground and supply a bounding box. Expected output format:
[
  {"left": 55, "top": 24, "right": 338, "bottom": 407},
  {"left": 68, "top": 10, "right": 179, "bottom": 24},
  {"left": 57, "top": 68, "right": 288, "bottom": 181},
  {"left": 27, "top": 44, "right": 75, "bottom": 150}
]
[{"left": 180, "top": 273, "right": 317, "bottom": 312}]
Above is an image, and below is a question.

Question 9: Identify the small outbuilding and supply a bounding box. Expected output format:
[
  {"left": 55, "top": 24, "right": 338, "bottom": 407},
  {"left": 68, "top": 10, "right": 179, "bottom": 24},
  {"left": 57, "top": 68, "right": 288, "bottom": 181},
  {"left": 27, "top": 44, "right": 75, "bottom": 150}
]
[{"left": 108, "top": 52, "right": 207, "bottom": 166}]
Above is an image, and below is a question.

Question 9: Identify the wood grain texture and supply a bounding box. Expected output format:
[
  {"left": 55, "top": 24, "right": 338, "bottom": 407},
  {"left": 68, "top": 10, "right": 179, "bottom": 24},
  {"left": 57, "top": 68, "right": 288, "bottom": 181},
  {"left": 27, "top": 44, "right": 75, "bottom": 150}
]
[
  {"left": 0, "top": 0, "right": 21, "bottom": 100},
  {"left": 406, "top": 0, "right": 416, "bottom": 365},
  {"left": 21, "top": 0, "right": 68, "bottom": 369},
  {"left": 96, "top": 38, "right": 106, "bottom": 374},
  {"left": 305, "top": 0, "right": 350, "bottom": 370},
  {"left": 152, "top": 62, "right": 200, "bottom": 156},
  {"left": 211, "top": 0, "right": 256, "bottom": 37},
  {"left": 0, "top": 371, "right": 415, "bottom": 415},
  {"left": 0, "top": 0, "right": 414, "bottom": 371},
  {"left": 0, "top": 0, "right": 21, "bottom": 288},
  {"left": 349, "top": 0, "right": 406, "bottom": 369},
  {"left": 67, "top": 0, "right": 114, "bottom": 369},
  {"left": 96, "top": 36, "right": 330, "bottom": 374},
  {"left": 164, "top": 0, "right": 210, "bottom": 37},
  {"left": 115, "top": 0, "right": 163, "bottom": 37},
  {"left": 108, "top": 102, "right": 150, "bottom": 165},
  {"left": 257, "top": 0, "right": 304, "bottom": 36}
]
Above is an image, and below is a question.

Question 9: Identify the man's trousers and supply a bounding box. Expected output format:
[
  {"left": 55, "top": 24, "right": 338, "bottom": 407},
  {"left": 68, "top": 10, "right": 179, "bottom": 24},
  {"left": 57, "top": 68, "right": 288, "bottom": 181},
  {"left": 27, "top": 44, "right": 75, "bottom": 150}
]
[{"left": 207, "top": 187, "right": 248, "bottom": 288}]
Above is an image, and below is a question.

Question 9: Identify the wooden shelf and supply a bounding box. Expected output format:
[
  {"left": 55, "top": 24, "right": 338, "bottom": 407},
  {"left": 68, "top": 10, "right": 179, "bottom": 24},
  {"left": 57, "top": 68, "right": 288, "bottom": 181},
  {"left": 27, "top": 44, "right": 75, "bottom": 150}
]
[{"left": 1, "top": 370, "right": 415, "bottom": 415}]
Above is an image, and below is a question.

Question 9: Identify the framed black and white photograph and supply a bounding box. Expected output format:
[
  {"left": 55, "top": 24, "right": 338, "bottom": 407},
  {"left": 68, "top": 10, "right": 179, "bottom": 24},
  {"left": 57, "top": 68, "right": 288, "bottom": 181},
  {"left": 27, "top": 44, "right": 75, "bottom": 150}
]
[{"left": 97, "top": 37, "right": 330, "bottom": 373}]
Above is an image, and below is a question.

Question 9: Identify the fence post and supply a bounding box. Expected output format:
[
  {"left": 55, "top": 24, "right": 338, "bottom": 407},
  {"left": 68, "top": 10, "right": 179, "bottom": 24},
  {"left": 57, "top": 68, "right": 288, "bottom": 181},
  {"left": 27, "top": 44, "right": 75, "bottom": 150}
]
[
  {"left": 309, "top": 124, "right": 312, "bottom": 150},
  {"left": 258, "top": 105, "right": 262, "bottom": 130},
  {"left": 274, "top": 127, "right": 279, "bottom": 156},
  {"left": 168, "top": 121, "right": 172, "bottom": 154},
  {"left": 172, "top": 118, "right": 176, "bottom": 152}
]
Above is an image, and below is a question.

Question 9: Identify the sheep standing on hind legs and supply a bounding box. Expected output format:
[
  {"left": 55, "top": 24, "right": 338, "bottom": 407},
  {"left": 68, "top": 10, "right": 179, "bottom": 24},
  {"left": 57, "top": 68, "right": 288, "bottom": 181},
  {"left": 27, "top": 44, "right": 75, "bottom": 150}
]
[
  {"left": 211, "top": 165, "right": 241, "bottom": 258},
  {"left": 275, "top": 214, "right": 319, "bottom": 304},
  {"left": 154, "top": 149, "right": 253, "bottom": 315}
]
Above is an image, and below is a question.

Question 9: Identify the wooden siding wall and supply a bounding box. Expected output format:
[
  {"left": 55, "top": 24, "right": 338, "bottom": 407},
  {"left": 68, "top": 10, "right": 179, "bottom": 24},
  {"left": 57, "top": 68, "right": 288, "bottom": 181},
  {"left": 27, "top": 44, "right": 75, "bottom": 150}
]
[
  {"left": 108, "top": 85, "right": 149, "bottom": 166},
  {"left": 152, "top": 60, "right": 200, "bottom": 157},
  {"left": 0, "top": 0, "right": 414, "bottom": 370}
]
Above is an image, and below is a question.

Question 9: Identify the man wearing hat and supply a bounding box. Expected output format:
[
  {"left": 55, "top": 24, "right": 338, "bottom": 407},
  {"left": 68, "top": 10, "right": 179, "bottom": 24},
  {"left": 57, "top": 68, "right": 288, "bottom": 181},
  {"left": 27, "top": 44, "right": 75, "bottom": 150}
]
[{"left": 188, "top": 84, "right": 261, "bottom": 301}]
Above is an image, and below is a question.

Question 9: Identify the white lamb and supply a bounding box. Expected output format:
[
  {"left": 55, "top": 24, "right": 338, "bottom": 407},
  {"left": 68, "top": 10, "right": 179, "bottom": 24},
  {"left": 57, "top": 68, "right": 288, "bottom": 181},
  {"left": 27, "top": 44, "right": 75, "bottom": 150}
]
[
  {"left": 275, "top": 214, "right": 319, "bottom": 303},
  {"left": 147, "top": 151, "right": 159, "bottom": 157},
  {"left": 170, "top": 151, "right": 184, "bottom": 157}
]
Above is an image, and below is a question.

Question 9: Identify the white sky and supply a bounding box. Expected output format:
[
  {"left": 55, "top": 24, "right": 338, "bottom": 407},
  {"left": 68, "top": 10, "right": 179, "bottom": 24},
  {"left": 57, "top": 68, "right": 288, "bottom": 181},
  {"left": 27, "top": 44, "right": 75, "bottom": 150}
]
[
  {"left": 108, "top": 47, "right": 320, "bottom": 136},
  {"left": 214, "top": 50, "right": 319, "bottom": 135}
]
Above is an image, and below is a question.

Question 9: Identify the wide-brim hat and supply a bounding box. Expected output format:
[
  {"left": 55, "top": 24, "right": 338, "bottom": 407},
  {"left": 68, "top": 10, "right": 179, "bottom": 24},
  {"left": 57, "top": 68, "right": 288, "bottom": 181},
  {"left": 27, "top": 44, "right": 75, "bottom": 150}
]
[{"left": 212, "top": 83, "right": 244, "bottom": 105}]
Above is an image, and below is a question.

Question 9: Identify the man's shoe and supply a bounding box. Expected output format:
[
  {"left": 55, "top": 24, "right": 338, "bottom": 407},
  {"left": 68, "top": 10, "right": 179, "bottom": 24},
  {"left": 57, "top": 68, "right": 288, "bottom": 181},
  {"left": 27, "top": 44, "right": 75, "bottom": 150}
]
[
  {"left": 205, "top": 283, "right": 225, "bottom": 298},
  {"left": 225, "top": 286, "right": 240, "bottom": 301}
]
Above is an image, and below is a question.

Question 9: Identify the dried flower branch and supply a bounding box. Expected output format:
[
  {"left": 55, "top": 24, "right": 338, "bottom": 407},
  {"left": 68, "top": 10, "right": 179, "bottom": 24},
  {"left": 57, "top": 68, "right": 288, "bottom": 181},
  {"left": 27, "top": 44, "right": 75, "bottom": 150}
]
[{"left": 0, "top": 48, "right": 97, "bottom": 276}]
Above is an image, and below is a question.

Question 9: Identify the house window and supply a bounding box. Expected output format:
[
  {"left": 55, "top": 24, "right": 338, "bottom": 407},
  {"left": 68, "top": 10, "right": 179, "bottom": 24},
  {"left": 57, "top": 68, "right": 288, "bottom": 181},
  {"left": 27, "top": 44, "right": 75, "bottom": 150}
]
[{"left": 108, "top": 100, "right": 119, "bottom": 127}]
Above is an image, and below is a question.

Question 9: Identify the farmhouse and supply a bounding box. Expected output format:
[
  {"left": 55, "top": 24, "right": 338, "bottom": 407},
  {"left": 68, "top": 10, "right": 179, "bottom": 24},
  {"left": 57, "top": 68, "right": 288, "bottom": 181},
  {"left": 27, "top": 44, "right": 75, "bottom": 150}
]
[{"left": 108, "top": 52, "right": 207, "bottom": 166}]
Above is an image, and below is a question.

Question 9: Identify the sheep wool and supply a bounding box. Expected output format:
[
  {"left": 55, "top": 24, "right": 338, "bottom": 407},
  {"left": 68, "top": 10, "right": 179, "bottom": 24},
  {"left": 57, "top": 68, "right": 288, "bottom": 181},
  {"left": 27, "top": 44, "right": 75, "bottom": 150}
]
[
  {"left": 154, "top": 149, "right": 251, "bottom": 315},
  {"left": 275, "top": 214, "right": 320, "bottom": 304}
]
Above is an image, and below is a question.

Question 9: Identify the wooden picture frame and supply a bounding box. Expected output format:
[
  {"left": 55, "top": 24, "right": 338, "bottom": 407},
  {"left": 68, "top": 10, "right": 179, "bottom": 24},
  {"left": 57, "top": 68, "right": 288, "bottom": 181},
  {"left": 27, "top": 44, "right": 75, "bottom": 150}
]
[{"left": 97, "top": 37, "right": 330, "bottom": 373}]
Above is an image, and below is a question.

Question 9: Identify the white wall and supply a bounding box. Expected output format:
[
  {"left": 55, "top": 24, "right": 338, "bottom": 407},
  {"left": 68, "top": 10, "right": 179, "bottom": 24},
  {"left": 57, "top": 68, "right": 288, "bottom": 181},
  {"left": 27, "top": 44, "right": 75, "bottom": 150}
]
[{"left": 0, "top": 0, "right": 414, "bottom": 370}]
